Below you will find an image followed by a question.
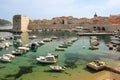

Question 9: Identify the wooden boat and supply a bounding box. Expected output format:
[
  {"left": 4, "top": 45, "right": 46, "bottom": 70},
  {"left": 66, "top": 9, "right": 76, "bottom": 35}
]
[
  {"left": 86, "top": 60, "right": 106, "bottom": 70},
  {"left": 49, "top": 65, "right": 66, "bottom": 71}
]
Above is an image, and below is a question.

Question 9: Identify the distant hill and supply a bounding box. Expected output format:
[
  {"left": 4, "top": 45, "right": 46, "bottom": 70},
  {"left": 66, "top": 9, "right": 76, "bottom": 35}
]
[{"left": 0, "top": 19, "right": 12, "bottom": 26}]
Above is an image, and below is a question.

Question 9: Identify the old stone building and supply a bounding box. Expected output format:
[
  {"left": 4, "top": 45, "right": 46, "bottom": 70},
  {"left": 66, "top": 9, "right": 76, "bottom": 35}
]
[{"left": 13, "top": 15, "right": 29, "bottom": 32}]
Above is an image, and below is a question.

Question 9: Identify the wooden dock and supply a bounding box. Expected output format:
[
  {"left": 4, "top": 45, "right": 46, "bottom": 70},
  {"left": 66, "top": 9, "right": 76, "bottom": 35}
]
[{"left": 105, "top": 65, "right": 120, "bottom": 74}]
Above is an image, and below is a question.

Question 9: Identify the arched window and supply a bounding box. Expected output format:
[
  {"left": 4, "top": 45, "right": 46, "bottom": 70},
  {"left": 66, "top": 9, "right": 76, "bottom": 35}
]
[
  {"left": 102, "top": 27, "right": 105, "bottom": 31},
  {"left": 97, "top": 27, "right": 101, "bottom": 31}
]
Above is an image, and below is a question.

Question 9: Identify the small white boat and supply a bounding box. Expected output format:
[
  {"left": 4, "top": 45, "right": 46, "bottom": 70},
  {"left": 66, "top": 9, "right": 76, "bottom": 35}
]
[
  {"left": 89, "top": 46, "right": 99, "bottom": 50},
  {"left": 49, "top": 65, "right": 66, "bottom": 71},
  {"left": 0, "top": 55, "right": 13, "bottom": 62},
  {"left": 37, "top": 41, "right": 45, "bottom": 45},
  {"left": 43, "top": 38, "right": 52, "bottom": 42},
  {"left": 0, "top": 43, "right": 6, "bottom": 49},
  {"left": 13, "top": 39, "right": 22, "bottom": 45},
  {"left": 3, "top": 42, "right": 13, "bottom": 48},
  {"left": 24, "top": 43, "right": 31, "bottom": 48},
  {"left": 0, "top": 37, "right": 6, "bottom": 41},
  {"left": 47, "top": 53, "right": 58, "bottom": 58},
  {"left": 4, "top": 54, "right": 15, "bottom": 58},
  {"left": 59, "top": 44, "right": 68, "bottom": 48},
  {"left": 36, "top": 54, "right": 57, "bottom": 64},
  {"left": 29, "top": 35, "right": 37, "bottom": 39},
  {"left": 51, "top": 36, "right": 57, "bottom": 39},
  {"left": 18, "top": 47, "right": 30, "bottom": 51},
  {"left": 12, "top": 49, "right": 25, "bottom": 55},
  {"left": 55, "top": 47, "right": 65, "bottom": 51}
]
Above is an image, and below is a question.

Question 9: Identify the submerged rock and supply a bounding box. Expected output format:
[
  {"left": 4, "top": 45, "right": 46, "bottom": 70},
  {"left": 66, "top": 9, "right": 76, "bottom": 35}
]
[
  {"left": 5, "top": 66, "right": 33, "bottom": 79},
  {"left": 64, "top": 53, "right": 80, "bottom": 69}
]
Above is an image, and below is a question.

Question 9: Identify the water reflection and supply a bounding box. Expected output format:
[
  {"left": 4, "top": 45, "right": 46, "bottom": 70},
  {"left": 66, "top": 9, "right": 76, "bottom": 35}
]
[{"left": 21, "top": 32, "right": 29, "bottom": 45}]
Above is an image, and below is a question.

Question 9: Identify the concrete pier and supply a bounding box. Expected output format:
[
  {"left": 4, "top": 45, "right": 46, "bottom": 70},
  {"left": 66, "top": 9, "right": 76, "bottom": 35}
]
[
  {"left": 105, "top": 65, "right": 120, "bottom": 74},
  {"left": 77, "top": 32, "right": 114, "bottom": 36}
]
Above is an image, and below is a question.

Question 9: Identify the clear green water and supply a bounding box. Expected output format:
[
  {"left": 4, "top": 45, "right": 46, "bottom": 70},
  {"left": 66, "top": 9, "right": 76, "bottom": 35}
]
[{"left": 0, "top": 31, "right": 120, "bottom": 80}]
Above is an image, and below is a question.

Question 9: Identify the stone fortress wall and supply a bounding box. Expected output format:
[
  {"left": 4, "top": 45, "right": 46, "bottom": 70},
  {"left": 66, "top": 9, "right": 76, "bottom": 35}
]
[{"left": 13, "top": 14, "right": 120, "bottom": 32}]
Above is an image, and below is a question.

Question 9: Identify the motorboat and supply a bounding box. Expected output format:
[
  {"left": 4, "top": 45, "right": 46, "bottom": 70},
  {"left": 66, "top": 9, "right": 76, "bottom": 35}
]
[
  {"left": 90, "top": 39, "right": 99, "bottom": 46},
  {"left": 70, "top": 37, "right": 78, "bottom": 42},
  {"left": 58, "top": 44, "right": 68, "bottom": 48},
  {"left": 36, "top": 54, "right": 57, "bottom": 64},
  {"left": 89, "top": 45, "right": 99, "bottom": 50},
  {"left": 18, "top": 47, "right": 30, "bottom": 52},
  {"left": 86, "top": 60, "right": 106, "bottom": 70},
  {"left": 47, "top": 53, "right": 58, "bottom": 58},
  {"left": 0, "top": 55, "right": 13, "bottom": 62},
  {"left": 37, "top": 41, "right": 45, "bottom": 45},
  {"left": 0, "top": 43, "right": 6, "bottom": 49},
  {"left": 12, "top": 49, "right": 25, "bottom": 55},
  {"left": 0, "top": 37, "right": 6, "bottom": 41},
  {"left": 3, "top": 42, "right": 10, "bottom": 48},
  {"left": 55, "top": 47, "right": 65, "bottom": 51},
  {"left": 13, "top": 39, "right": 22, "bottom": 45},
  {"left": 51, "top": 36, "right": 57, "bottom": 39},
  {"left": 3, "top": 54, "right": 15, "bottom": 59},
  {"left": 24, "top": 43, "right": 31, "bottom": 48},
  {"left": 29, "top": 35, "right": 37, "bottom": 39},
  {"left": 43, "top": 38, "right": 52, "bottom": 42},
  {"left": 49, "top": 65, "right": 66, "bottom": 71}
]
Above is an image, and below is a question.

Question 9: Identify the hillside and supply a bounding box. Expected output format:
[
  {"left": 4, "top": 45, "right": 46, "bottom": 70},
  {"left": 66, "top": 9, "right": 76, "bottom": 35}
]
[{"left": 0, "top": 19, "right": 12, "bottom": 26}]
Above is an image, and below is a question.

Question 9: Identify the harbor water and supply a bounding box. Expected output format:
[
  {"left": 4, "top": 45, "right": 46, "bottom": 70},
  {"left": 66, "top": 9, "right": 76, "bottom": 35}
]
[{"left": 0, "top": 26, "right": 120, "bottom": 80}]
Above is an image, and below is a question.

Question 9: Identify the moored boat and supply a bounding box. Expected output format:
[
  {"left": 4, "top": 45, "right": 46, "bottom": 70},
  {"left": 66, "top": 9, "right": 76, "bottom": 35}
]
[
  {"left": 0, "top": 54, "right": 14, "bottom": 62},
  {"left": 51, "top": 36, "right": 57, "bottom": 39},
  {"left": 4, "top": 54, "right": 15, "bottom": 59},
  {"left": 49, "top": 65, "right": 66, "bottom": 71},
  {"left": 58, "top": 44, "right": 68, "bottom": 48},
  {"left": 86, "top": 60, "right": 106, "bottom": 70},
  {"left": 43, "top": 38, "right": 52, "bottom": 42},
  {"left": 12, "top": 49, "right": 25, "bottom": 55},
  {"left": 36, "top": 54, "right": 57, "bottom": 64},
  {"left": 18, "top": 47, "right": 30, "bottom": 52},
  {"left": 29, "top": 35, "right": 37, "bottom": 39},
  {"left": 55, "top": 47, "right": 65, "bottom": 51},
  {"left": 89, "top": 45, "right": 99, "bottom": 50}
]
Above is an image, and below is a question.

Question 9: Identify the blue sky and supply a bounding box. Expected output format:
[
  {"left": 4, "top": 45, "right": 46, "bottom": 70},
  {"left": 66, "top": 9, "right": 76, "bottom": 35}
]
[{"left": 0, "top": 0, "right": 120, "bottom": 21}]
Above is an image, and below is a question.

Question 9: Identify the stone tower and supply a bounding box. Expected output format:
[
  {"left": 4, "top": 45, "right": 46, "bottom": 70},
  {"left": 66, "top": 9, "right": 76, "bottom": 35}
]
[{"left": 13, "top": 15, "right": 29, "bottom": 32}]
